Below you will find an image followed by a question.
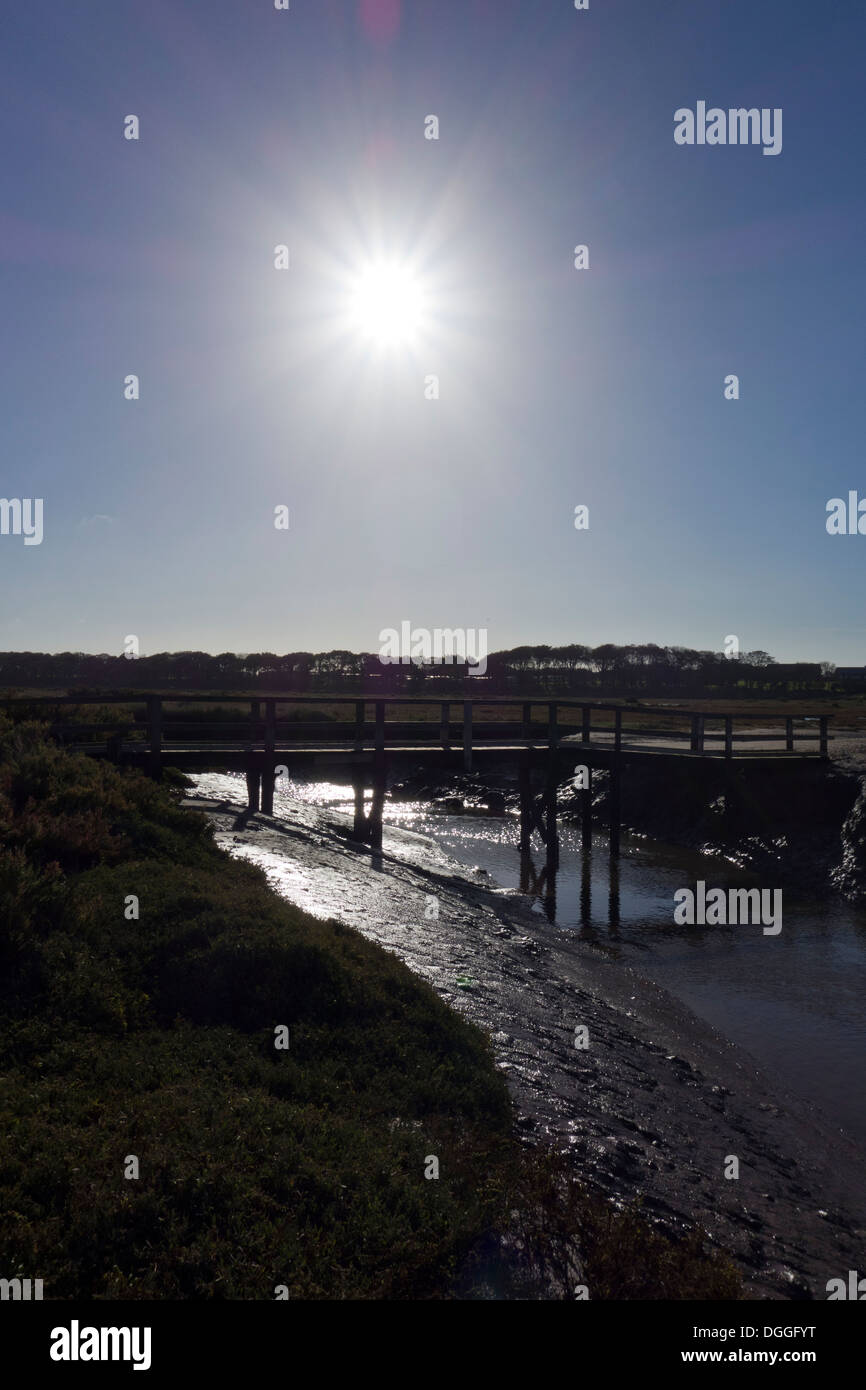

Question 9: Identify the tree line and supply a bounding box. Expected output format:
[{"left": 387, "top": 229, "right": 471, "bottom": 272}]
[{"left": 0, "top": 644, "right": 844, "bottom": 697}]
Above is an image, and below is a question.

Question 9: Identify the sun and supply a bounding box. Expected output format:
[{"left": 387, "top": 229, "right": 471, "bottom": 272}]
[{"left": 346, "top": 261, "right": 428, "bottom": 346}]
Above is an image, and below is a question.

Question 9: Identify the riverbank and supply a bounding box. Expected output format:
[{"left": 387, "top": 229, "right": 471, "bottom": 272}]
[
  {"left": 187, "top": 781, "right": 866, "bottom": 1300},
  {"left": 0, "top": 719, "right": 740, "bottom": 1299}
]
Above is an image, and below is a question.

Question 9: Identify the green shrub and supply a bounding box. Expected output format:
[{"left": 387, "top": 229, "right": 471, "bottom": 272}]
[{"left": 0, "top": 715, "right": 740, "bottom": 1299}]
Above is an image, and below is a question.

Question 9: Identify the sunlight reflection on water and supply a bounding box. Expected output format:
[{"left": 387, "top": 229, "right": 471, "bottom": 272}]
[{"left": 191, "top": 771, "right": 866, "bottom": 1144}]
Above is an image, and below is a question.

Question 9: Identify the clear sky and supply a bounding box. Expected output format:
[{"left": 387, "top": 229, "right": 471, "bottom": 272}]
[{"left": 2, "top": 0, "right": 865, "bottom": 663}]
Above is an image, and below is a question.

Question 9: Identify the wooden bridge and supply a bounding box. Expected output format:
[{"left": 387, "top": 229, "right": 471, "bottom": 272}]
[{"left": 2, "top": 693, "right": 831, "bottom": 858}]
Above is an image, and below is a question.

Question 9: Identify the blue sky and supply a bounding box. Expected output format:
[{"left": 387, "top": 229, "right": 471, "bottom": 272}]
[{"left": 2, "top": 0, "right": 865, "bottom": 663}]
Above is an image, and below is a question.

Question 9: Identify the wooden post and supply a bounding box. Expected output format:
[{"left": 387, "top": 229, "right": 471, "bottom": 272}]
[
  {"left": 354, "top": 700, "right": 365, "bottom": 751},
  {"left": 245, "top": 763, "right": 260, "bottom": 813},
  {"left": 581, "top": 763, "right": 593, "bottom": 849},
  {"left": 819, "top": 716, "right": 828, "bottom": 758},
  {"left": 725, "top": 715, "right": 733, "bottom": 760},
  {"left": 352, "top": 772, "right": 367, "bottom": 840},
  {"left": 544, "top": 768, "right": 559, "bottom": 869},
  {"left": 463, "top": 701, "right": 472, "bottom": 772},
  {"left": 261, "top": 699, "right": 276, "bottom": 814},
  {"left": 581, "top": 705, "right": 591, "bottom": 746},
  {"left": 548, "top": 702, "right": 558, "bottom": 751},
  {"left": 690, "top": 713, "right": 700, "bottom": 753},
  {"left": 249, "top": 700, "right": 260, "bottom": 747},
  {"left": 440, "top": 702, "right": 450, "bottom": 750},
  {"left": 519, "top": 753, "right": 532, "bottom": 852},
  {"left": 369, "top": 764, "right": 386, "bottom": 851},
  {"left": 371, "top": 702, "right": 386, "bottom": 846},
  {"left": 147, "top": 696, "right": 162, "bottom": 781},
  {"left": 610, "top": 709, "right": 622, "bottom": 856},
  {"left": 786, "top": 716, "right": 794, "bottom": 753}
]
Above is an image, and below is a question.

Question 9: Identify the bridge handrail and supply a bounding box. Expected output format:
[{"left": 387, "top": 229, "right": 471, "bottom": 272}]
[{"left": 0, "top": 692, "right": 831, "bottom": 761}]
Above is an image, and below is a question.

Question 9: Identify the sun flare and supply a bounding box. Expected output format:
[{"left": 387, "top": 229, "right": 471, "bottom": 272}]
[{"left": 346, "top": 261, "right": 427, "bottom": 346}]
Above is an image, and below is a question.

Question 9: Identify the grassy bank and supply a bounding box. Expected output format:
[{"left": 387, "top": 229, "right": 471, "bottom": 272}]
[{"left": 0, "top": 716, "right": 739, "bottom": 1299}]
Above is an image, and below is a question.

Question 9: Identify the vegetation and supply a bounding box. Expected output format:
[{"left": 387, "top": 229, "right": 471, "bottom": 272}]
[
  {"left": 0, "top": 716, "right": 740, "bottom": 1298},
  {"left": 0, "top": 642, "right": 850, "bottom": 700}
]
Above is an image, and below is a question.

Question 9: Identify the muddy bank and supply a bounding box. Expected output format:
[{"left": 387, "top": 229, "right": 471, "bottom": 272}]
[{"left": 185, "top": 789, "right": 865, "bottom": 1300}]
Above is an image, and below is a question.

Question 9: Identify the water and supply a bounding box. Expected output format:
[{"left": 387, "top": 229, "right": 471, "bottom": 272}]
[{"left": 192, "top": 771, "right": 866, "bottom": 1147}]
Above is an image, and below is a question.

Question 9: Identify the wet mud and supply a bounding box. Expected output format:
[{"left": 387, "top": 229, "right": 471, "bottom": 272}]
[{"left": 185, "top": 788, "right": 866, "bottom": 1300}]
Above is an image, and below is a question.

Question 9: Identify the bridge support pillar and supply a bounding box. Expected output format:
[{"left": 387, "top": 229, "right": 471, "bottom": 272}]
[
  {"left": 350, "top": 763, "right": 386, "bottom": 848},
  {"left": 518, "top": 753, "right": 532, "bottom": 852},
  {"left": 261, "top": 766, "right": 275, "bottom": 816},
  {"left": 261, "top": 700, "right": 276, "bottom": 814},
  {"left": 518, "top": 751, "right": 559, "bottom": 866},
  {"left": 581, "top": 763, "right": 593, "bottom": 849},
  {"left": 369, "top": 763, "right": 386, "bottom": 851},
  {"left": 608, "top": 760, "right": 621, "bottom": 857},
  {"left": 519, "top": 848, "right": 557, "bottom": 923},
  {"left": 544, "top": 764, "right": 559, "bottom": 869},
  {"left": 352, "top": 773, "right": 367, "bottom": 839}
]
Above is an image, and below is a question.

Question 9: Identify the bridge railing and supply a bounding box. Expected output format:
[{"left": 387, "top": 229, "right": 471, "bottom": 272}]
[{"left": 0, "top": 693, "right": 831, "bottom": 762}]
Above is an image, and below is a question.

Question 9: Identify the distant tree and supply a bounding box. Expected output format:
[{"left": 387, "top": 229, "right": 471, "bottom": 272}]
[
  {"left": 590, "top": 644, "right": 618, "bottom": 688},
  {"left": 743, "top": 651, "right": 776, "bottom": 667}
]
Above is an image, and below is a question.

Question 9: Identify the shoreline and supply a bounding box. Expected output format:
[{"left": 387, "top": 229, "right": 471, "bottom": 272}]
[{"left": 185, "top": 788, "right": 866, "bottom": 1300}]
